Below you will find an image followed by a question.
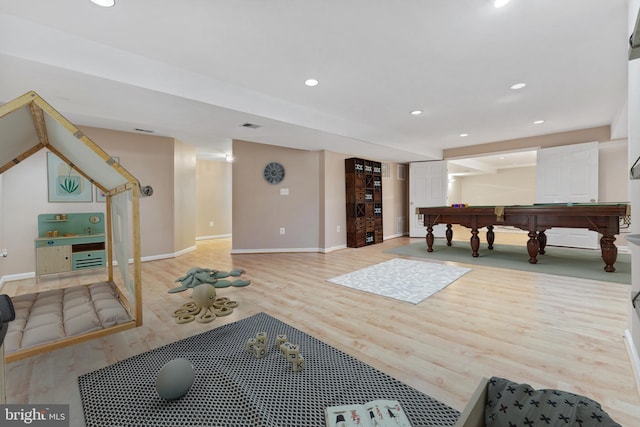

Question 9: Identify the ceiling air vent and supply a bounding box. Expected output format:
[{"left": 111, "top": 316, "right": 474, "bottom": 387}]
[
  {"left": 381, "top": 162, "right": 391, "bottom": 179},
  {"left": 241, "top": 123, "right": 261, "bottom": 129}
]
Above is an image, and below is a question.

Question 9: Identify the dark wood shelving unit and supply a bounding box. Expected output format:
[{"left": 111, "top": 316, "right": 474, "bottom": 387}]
[{"left": 345, "top": 157, "right": 383, "bottom": 248}]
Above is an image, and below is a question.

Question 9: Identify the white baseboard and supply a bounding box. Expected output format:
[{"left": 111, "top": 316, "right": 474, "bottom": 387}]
[
  {"left": 321, "top": 244, "right": 347, "bottom": 253},
  {"left": 0, "top": 272, "right": 34, "bottom": 291},
  {"left": 196, "top": 234, "right": 232, "bottom": 241},
  {"left": 230, "top": 235, "right": 416, "bottom": 254},
  {"left": 0, "top": 247, "right": 198, "bottom": 286},
  {"left": 231, "top": 247, "right": 323, "bottom": 254},
  {"left": 1, "top": 272, "right": 35, "bottom": 283},
  {"left": 384, "top": 233, "right": 406, "bottom": 240},
  {"left": 624, "top": 328, "right": 640, "bottom": 398},
  {"left": 140, "top": 246, "right": 196, "bottom": 262}
]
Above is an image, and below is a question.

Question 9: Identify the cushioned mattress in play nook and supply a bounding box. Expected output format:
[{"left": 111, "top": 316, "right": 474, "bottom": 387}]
[{"left": 5, "top": 281, "right": 132, "bottom": 354}]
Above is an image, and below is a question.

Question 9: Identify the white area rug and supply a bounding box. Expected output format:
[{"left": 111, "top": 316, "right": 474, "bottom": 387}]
[{"left": 327, "top": 258, "right": 471, "bottom": 304}]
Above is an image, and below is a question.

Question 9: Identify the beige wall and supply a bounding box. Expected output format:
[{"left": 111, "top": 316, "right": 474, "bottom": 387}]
[
  {"left": 173, "top": 140, "right": 197, "bottom": 252},
  {"left": 79, "top": 126, "right": 178, "bottom": 258},
  {"left": 1, "top": 150, "right": 106, "bottom": 276},
  {"left": 446, "top": 140, "right": 629, "bottom": 248},
  {"left": 445, "top": 126, "right": 628, "bottom": 208},
  {"left": 457, "top": 167, "right": 537, "bottom": 206},
  {"left": 448, "top": 140, "right": 628, "bottom": 207},
  {"left": 3, "top": 122, "right": 624, "bottom": 276},
  {"left": 195, "top": 159, "right": 232, "bottom": 238},
  {"left": 444, "top": 126, "right": 611, "bottom": 159},
  {"left": 320, "top": 150, "right": 348, "bottom": 250},
  {"left": 0, "top": 126, "right": 192, "bottom": 278},
  {"left": 320, "top": 153, "right": 409, "bottom": 248},
  {"left": 598, "top": 140, "right": 630, "bottom": 247},
  {"left": 599, "top": 139, "right": 629, "bottom": 203},
  {"left": 383, "top": 163, "right": 409, "bottom": 238},
  {"left": 0, "top": 128, "right": 410, "bottom": 276},
  {"left": 232, "top": 139, "right": 321, "bottom": 251},
  {"left": 232, "top": 139, "right": 408, "bottom": 252},
  {"left": 447, "top": 177, "right": 461, "bottom": 205}
]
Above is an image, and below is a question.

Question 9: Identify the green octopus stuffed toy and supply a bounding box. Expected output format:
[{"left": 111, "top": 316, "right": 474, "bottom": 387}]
[{"left": 169, "top": 267, "right": 250, "bottom": 293}]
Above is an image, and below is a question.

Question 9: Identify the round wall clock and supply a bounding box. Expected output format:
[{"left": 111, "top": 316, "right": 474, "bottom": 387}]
[{"left": 263, "top": 162, "right": 285, "bottom": 184}]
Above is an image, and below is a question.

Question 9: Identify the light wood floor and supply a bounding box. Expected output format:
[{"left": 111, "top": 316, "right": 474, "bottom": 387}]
[{"left": 3, "top": 234, "right": 640, "bottom": 426}]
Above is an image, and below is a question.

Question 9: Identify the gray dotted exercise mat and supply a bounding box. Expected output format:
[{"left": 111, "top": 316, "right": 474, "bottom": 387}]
[{"left": 78, "top": 312, "right": 459, "bottom": 427}]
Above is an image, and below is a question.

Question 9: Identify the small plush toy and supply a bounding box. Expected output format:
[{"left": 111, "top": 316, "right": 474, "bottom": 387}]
[
  {"left": 172, "top": 283, "right": 239, "bottom": 324},
  {"left": 169, "top": 267, "right": 250, "bottom": 293}
]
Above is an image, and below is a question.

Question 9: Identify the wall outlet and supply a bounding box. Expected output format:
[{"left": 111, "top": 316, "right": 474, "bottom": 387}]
[
  {"left": 336, "top": 225, "right": 340, "bottom": 232},
  {"left": 280, "top": 228, "right": 285, "bottom": 235},
  {"left": 1, "top": 249, "right": 7, "bottom": 258},
  {"left": 209, "top": 221, "right": 214, "bottom": 227}
]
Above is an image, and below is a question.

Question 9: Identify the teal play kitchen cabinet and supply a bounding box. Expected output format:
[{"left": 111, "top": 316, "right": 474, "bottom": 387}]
[{"left": 35, "top": 212, "right": 106, "bottom": 280}]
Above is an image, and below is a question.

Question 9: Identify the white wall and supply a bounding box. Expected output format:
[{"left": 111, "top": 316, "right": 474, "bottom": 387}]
[{"left": 627, "top": 0, "right": 640, "bottom": 394}]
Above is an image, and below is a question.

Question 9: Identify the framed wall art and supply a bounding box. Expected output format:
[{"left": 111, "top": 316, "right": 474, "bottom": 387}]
[{"left": 47, "top": 152, "right": 93, "bottom": 202}]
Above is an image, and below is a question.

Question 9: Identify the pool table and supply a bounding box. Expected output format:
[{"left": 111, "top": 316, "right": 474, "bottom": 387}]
[{"left": 417, "top": 204, "right": 630, "bottom": 272}]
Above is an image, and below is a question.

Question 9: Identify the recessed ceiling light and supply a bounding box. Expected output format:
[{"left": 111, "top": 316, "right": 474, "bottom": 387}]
[
  {"left": 510, "top": 83, "right": 526, "bottom": 90},
  {"left": 304, "top": 79, "right": 319, "bottom": 87},
  {"left": 533, "top": 120, "right": 545, "bottom": 124},
  {"left": 91, "top": 0, "right": 115, "bottom": 7},
  {"left": 460, "top": 133, "right": 469, "bottom": 137},
  {"left": 494, "top": 0, "right": 511, "bottom": 8},
  {"left": 410, "top": 110, "right": 423, "bottom": 116}
]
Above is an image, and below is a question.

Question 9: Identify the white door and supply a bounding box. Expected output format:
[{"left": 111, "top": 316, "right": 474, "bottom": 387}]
[
  {"left": 535, "top": 141, "right": 599, "bottom": 248},
  {"left": 409, "top": 161, "right": 448, "bottom": 237}
]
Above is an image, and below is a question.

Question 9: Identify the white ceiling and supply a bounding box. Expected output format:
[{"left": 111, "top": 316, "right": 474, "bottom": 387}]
[{"left": 0, "top": 0, "right": 630, "bottom": 170}]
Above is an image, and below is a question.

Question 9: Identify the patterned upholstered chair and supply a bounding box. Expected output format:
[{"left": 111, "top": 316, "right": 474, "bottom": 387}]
[
  {"left": 0, "top": 295, "right": 16, "bottom": 404},
  {"left": 454, "top": 377, "right": 621, "bottom": 427}
]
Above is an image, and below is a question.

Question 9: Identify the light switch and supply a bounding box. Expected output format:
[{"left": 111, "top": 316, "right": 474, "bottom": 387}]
[{"left": 280, "top": 188, "right": 289, "bottom": 196}]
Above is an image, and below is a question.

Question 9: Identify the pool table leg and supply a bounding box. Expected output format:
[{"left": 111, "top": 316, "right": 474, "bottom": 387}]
[
  {"left": 537, "top": 231, "right": 547, "bottom": 255},
  {"left": 601, "top": 234, "right": 617, "bottom": 273},
  {"left": 426, "top": 225, "right": 434, "bottom": 252},
  {"left": 445, "top": 224, "right": 453, "bottom": 246},
  {"left": 470, "top": 228, "right": 480, "bottom": 257},
  {"left": 486, "top": 225, "right": 495, "bottom": 250},
  {"left": 527, "top": 231, "right": 540, "bottom": 264}
]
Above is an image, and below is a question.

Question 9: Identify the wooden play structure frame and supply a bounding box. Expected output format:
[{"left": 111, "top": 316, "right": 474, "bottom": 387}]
[{"left": 0, "top": 91, "right": 143, "bottom": 363}]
